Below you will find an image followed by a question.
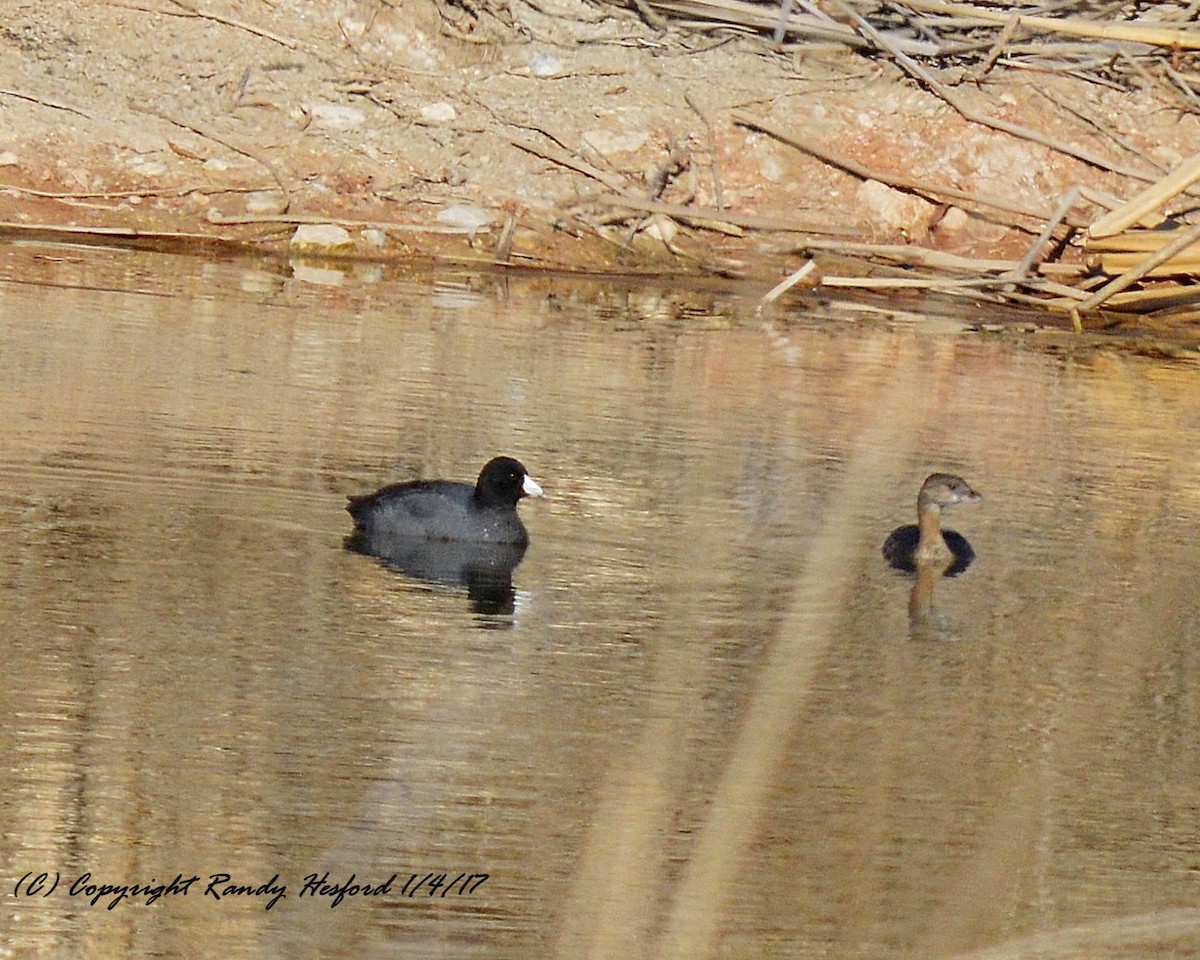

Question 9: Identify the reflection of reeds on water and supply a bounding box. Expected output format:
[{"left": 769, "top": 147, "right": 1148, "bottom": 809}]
[{"left": 940, "top": 907, "right": 1200, "bottom": 960}]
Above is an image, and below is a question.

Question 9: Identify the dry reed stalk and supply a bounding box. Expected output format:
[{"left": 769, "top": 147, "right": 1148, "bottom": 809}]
[
  {"left": 1010, "top": 186, "right": 1080, "bottom": 282},
  {"left": 1113, "top": 289, "right": 1200, "bottom": 311},
  {"left": 642, "top": 0, "right": 865, "bottom": 45},
  {"left": 760, "top": 260, "right": 816, "bottom": 305},
  {"left": 511, "top": 137, "right": 632, "bottom": 195},
  {"left": 1078, "top": 186, "right": 1166, "bottom": 229},
  {"left": 1087, "top": 152, "right": 1200, "bottom": 238},
  {"left": 817, "top": 273, "right": 1088, "bottom": 302},
  {"left": 800, "top": 239, "right": 1020, "bottom": 273},
  {"left": 0, "top": 221, "right": 230, "bottom": 242},
  {"left": 598, "top": 194, "right": 862, "bottom": 235},
  {"left": 1022, "top": 278, "right": 1092, "bottom": 300},
  {"left": 205, "top": 212, "right": 491, "bottom": 233},
  {"left": 1087, "top": 231, "right": 1200, "bottom": 253},
  {"left": 1096, "top": 254, "right": 1200, "bottom": 276},
  {"left": 819, "top": 275, "right": 1005, "bottom": 290},
  {"left": 1072, "top": 221, "right": 1200, "bottom": 323},
  {"left": 894, "top": 0, "right": 1200, "bottom": 50},
  {"left": 1071, "top": 286, "right": 1200, "bottom": 313}
]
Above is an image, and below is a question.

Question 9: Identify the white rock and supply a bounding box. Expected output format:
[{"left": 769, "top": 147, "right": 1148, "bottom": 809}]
[
  {"left": 246, "top": 190, "right": 286, "bottom": 214},
  {"left": 642, "top": 215, "right": 677, "bottom": 244},
  {"left": 420, "top": 102, "right": 457, "bottom": 124},
  {"left": 759, "top": 155, "right": 784, "bottom": 183},
  {"left": 0, "top": 151, "right": 19, "bottom": 167},
  {"left": 937, "top": 205, "right": 970, "bottom": 234},
  {"left": 307, "top": 102, "right": 366, "bottom": 131},
  {"left": 581, "top": 129, "right": 648, "bottom": 156},
  {"left": 290, "top": 223, "right": 356, "bottom": 254},
  {"left": 856, "top": 179, "right": 934, "bottom": 235},
  {"left": 361, "top": 228, "right": 388, "bottom": 249},
  {"left": 529, "top": 52, "right": 563, "bottom": 76},
  {"left": 435, "top": 204, "right": 494, "bottom": 231}
]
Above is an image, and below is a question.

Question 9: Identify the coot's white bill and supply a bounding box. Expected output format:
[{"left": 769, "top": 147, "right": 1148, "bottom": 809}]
[{"left": 523, "top": 474, "right": 545, "bottom": 498}]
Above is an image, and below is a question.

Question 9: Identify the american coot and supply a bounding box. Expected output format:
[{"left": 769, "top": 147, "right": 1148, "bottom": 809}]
[
  {"left": 882, "top": 473, "right": 981, "bottom": 576},
  {"left": 346, "top": 456, "right": 544, "bottom": 545}
]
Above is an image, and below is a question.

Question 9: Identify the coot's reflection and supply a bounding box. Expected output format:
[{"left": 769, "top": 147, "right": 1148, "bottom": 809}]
[{"left": 346, "top": 531, "right": 527, "bottom": 616}]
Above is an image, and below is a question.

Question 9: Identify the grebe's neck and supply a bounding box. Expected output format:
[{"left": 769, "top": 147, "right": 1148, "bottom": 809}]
[
  {"left": 916, "top": 499, "right": 943, "bottom": 547},
  {"left": 915, "top": 498, "right": 951, "bottom": 565}
]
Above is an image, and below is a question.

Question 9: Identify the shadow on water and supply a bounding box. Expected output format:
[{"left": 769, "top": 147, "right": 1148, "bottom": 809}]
[{"left": 344, "top": 530, "right": 527, "bottom": 617}]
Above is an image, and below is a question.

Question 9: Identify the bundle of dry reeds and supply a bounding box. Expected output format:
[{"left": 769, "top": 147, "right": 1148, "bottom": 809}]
[
  {"left": 634, "top": 0, "right": 1200, "bottom": 77},
  {"left": 609, "top": 0, "right": 1200, "bottom": 331}
]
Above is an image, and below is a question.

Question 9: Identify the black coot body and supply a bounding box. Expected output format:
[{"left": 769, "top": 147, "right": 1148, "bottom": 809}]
[{"left": 346, "top": 456, "right": 543, "bottom": 545}]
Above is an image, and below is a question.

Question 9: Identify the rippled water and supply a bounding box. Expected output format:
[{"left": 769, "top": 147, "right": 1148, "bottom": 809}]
[{"left": 2, "top": 244, "right": 1200, "bottom": 960}]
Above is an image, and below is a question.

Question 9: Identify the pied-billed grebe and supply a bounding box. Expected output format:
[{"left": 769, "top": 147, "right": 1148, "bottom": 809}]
[
  {"left": 882, "top": 473, "right": 980, "bottom": 575},
  {"left": 347, "top": 456, "right": 544, "bottom": 545}
]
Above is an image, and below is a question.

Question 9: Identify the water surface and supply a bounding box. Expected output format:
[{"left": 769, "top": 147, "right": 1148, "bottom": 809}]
[{"left": 1, "top": 244, "right": 1199, "bottom": 959}]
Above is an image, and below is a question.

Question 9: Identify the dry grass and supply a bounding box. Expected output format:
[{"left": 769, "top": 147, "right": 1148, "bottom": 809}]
[
  {"left": 2, "top": 0, "right": 1198, "bottom": 337},
  {"left": 613, "top": 0, "right": 1200, "bottom": 333}
]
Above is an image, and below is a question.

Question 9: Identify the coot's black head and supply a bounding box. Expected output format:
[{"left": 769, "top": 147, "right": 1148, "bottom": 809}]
[{"left": 474, "top": 457, "right": 544, "bottom": 508}]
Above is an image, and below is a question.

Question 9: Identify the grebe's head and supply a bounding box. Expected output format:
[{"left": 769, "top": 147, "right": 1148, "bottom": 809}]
[{"left": 917, "top": 473, "right": 981, "bottom": 511}]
